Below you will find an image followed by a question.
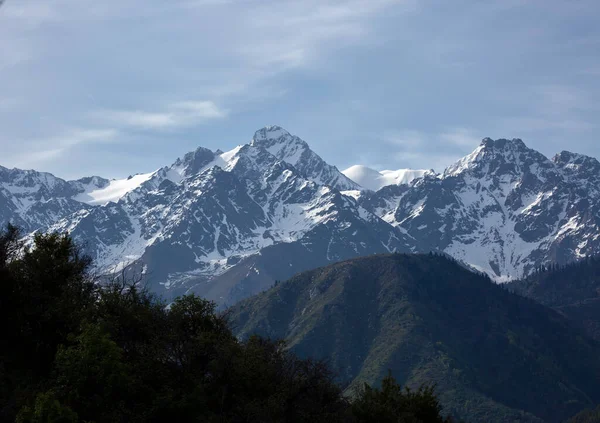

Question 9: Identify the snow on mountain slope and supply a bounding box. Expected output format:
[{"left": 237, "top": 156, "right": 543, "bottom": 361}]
[
  {"left": 380, "top": 169, "right": 433, "bottom": 185},
  {"left": 73, "top": 172, "right": 156, "bottom": 205},
  {"left": 4, "top": 130, "right": 600, "bottom": 305},
  {"left": 342, "top": 165, "right": 432, "bottom": 191}
]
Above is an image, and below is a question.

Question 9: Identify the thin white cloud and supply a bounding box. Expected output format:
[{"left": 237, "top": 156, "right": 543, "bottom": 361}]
[
  {"left": 92, "top": 101, "right": 228, "bottom": 130},
  {"left": 170, "top": 0, "right": 417, "bottom": 100},
  {"left": 14, "top": 128, "right": 119, "bottom": 167},
  {"left": 383, "top": 128, "right": 481, "bottom": 150},
  {"left": 383, "top": 130, "right": 427, "bottom": 148},
  {"left": 501, "top": 85, "right": 597, "bottom": 135},
  {"left": 504, "top": 117, "right": 596, "bottom": 133},
  {"left": 535, "top": 85, "right": 599, "bottom": 115},
  {"left": 439, "top": 128, "right": 481, "bottom": 148},
  {"left": 236, "top": 0, "right": 412, "bottom": 71},
  {"left": 383, "top": 127, "right": 483, "bottom": 173},
  {"left": 1, "top": 1, "right": 61, "bottom": 27}
]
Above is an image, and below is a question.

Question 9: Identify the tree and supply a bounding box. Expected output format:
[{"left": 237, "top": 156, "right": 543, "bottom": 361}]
[
  {"left": 16, "top": 392, "right": 78, "bottom": 423},
  {"left": 48, "top": 324, "right": 136, "bottom": 423},
  {"left": 10, "top": 231, "right": 95, "bottom": 376},
  {"left": 1, "top": 227, "right": 95, "bottom": 421},
  {"left": 351, "top": 371, "right": 451, "bottom": 423}
]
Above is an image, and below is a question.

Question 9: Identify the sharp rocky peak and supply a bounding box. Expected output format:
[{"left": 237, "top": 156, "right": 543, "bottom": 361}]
[
  {"left": 161, "top": 126, "right": 358, "bottom": 191},
  {"left": 553, "top": 150, "right": 600, "bottom": 169},
  {"left": 176, "top": 146, "right": 217, "bottom": 176},
  {"left": 250, "top": 125, "right": 310, "bottom": 163},
  {"left": 480, "top": 137, "right": 528, "bottom": 150},
  {"left": 251, "top": 125, "right": 294, "bottom": 145},
  {"left": 553, "top": 150, "right": 600, "bottom": 188},
  {"left": 444, "top": 137, "right": 552, "bottom": 178},
  {"left": 247, "top": 125, "right": 359, "bottom": 190},
  {"left": 75, "top": 176, "right": 110, "bottom": 186}
]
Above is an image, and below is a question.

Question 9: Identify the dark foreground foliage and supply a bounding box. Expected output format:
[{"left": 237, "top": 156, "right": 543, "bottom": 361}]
[
  {"left": 565, "top": 406, "right": 600, "bottom": 423},
  {"left": 0, "top": 226, "right": 451, "bottom": 423}
]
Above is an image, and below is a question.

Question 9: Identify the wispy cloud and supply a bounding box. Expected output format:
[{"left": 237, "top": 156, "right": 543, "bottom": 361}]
[
  {"left": 14, "top": 128, "right": 119, "bottom": 167},
  {"left": 382, "top": 127, "right": 483, "bottom": 172},
  {"left": 1, "top": 1, "right": 61, "bottom": 27},
  {"left": 91, "top": 101, "right": 227, "bottom": 130},
  {"left": 1, "top": 0, "right": 599, "bottom": 177},
  {"left": 235, "top": 0, "right": 412, "bottom": 71},
  {"left": 504, "top": 117, "right": 596, "bottom": 133},
  {"left": 383, "top": 130, "right": 426, "bottom": 149},
  {"left": 535, "top": 85, "right": 598, "bottom": 115},
  {"left": 385, "top": 127, "right": 481, "bottom": 149},
  {"left": 439, "top": 128, "right": 482, "bottom": 148},
  {"left": 501, "top": 84, "right": 598, "bottom": 135},
  {"left": 170, "top": 0, "right": 416, "bottom": 100}
]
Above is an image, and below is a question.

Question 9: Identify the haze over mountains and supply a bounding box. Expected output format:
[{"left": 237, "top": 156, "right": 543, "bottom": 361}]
[{"left": 2, "top": 126, "right": 600, "bottom": 304}]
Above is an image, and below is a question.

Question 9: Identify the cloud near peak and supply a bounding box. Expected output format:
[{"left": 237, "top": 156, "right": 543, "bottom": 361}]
[{"left": 91, "top": 100, "right": 228, "bottom": 130}]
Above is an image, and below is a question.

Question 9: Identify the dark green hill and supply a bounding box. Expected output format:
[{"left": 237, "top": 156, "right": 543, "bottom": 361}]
[
  {"left": 508, "top": 258, "right": 600, "bottom": 341},
  {"left": 230, "top": 253, "right": 600, "bottom": 423}
]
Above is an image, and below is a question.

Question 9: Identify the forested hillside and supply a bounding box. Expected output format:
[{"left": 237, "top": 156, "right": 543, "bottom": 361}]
[
  {"left": 231, "top": 253, "right": 600, "bottom": 423},
  {"left": 508, "top": 257, "right": 600, "bottom": 341}
]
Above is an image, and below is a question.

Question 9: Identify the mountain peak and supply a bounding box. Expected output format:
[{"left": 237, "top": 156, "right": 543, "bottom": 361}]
[
  {"left": 248, "top": 126, "right": 359, "bottom": 191},
  {"left": 445, "top": 137, "right": 549, "bottom": 178},
  {"left": 250, "top": 126, "right": 306, "bottom": 166},
  {"left": 252, "top": 125, "right": 293, "bottom": 145},
  {"left": 480, "top": 137, "right": 527, "bottom": 150},
  {"left": 553, "top": 150, "right": 600, "bottom": 187},
  {"left": 175, "top": 146, "right": 218, "bottom": 177},
  {"left": 553, "top": 150, "right": 600, "bottom": 168}
]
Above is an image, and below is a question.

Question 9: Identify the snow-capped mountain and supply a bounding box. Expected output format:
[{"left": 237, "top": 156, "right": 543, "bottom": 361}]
[
  {"left": 8, "top": 126, "right": 410, "bottom": 303},
  {"left": 2, "top": 129, "right": 600, "bottom": 304},
  {"left": 342, "top": 165, "right": 433, "bottom": 191},
  {"left": 358, "top": 138, "right": 600, "bottom": 280},
  {"left": 0, "top": 166, "right": 100, "bottom": 232}
]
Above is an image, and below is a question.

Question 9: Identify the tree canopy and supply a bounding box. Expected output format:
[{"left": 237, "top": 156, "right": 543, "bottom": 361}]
[{"left": 0, "top": 225, "right": 452, "bottom": 423}]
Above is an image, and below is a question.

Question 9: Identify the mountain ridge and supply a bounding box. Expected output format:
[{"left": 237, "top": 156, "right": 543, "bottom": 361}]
[{"left": 2, "top": 127, "right": 600, "bottom": 303}]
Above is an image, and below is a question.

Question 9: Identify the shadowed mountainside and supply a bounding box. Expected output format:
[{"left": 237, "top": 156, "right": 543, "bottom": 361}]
[{"left": 230, "top": 253, "right": 600, "bottom": 423}]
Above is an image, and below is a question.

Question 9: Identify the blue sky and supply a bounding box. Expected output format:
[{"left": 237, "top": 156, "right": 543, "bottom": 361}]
[{"left": 1, "top": 0, "right": 599, "bottom": 179}]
